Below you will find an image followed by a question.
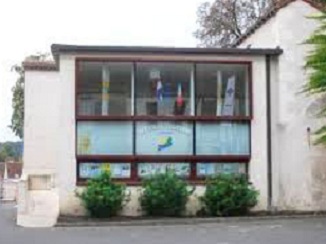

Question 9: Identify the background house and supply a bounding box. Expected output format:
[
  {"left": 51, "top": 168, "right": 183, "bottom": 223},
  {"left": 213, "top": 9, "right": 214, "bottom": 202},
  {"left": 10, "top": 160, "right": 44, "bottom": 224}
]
[
  {"left": 0, "top": 162, "right": 22, "bottom": 201},
  {"left": 236, "top": 0, "right": 326, "bottom": 210}
]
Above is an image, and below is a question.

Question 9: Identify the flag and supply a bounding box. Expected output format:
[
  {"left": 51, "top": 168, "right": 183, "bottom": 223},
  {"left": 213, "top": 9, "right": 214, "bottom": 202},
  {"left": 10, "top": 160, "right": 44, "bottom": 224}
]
[
  {"left": 102, "top": 67, "right": 110, "bottom": 115},
  {"left": 156, "top": 80, "right": 163, "bottom": 102},
  {"left": 176, "top": 82, "right": 183, "bottom": 108},
  {"left": 222, "top": 76, "right": 236, "bottom": 116}
]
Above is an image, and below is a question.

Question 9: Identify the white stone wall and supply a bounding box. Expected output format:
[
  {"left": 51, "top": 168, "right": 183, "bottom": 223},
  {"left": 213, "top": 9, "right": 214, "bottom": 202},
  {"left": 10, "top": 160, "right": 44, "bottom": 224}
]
[
  {"left": 24, "top": 70, "right": 60, "bottom": 176},
  {"left": 240, "top": 0, "right": 326, "bottom": 210},
  {"left": 21, "top": 70, "right": 61, "bottom": 226}
]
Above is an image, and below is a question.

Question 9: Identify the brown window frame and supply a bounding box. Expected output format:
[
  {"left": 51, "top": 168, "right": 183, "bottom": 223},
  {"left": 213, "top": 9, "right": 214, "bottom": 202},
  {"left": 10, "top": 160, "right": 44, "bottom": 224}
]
[{"left": 75, "top": 58, "right": 253, "bottom": 185}]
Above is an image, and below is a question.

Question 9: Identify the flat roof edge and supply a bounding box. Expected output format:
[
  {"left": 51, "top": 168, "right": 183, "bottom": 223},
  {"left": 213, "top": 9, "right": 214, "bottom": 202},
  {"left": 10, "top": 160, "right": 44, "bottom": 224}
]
[{"left": 51, "top": 44, "right": 283, "bottom": 57}]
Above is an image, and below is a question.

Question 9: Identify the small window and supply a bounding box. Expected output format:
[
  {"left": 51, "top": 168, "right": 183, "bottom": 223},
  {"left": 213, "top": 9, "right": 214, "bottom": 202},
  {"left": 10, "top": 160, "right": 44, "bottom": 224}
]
[
  {"left": 77, "top": 62, "right": 132, "bottom": 116},
  {"left": 136, "top": 62, "right": 193, "bottom": 116},
  {"left": 196, "top": 64, "right": 249, "bottom": 116}
]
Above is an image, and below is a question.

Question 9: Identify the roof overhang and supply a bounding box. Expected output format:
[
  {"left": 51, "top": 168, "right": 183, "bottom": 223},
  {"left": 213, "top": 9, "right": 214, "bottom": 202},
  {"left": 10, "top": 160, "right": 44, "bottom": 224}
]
[{"left": 51, "top": 44, "right": 283, "bottom": 60}]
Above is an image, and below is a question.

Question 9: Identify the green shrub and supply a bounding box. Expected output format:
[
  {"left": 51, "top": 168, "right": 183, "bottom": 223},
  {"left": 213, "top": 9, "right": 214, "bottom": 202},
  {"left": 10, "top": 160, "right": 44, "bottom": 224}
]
[
  {"left": 200, "top": 174, "right": 259, "bottom": 217},
  {"left": 76, "top": 170, "right": 129, "bottom": 218},
  {"left": 140, "top": 172, "right": 195, "bottom": 216}
]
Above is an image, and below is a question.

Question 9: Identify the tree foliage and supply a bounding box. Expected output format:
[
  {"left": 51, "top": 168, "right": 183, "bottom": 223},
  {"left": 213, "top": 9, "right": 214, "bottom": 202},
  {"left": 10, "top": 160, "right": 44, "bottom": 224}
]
[
  {"left": 305, "top": 11, "right": 326, "bottom": 145},
  {"left": 10, "top": 65, "right": 24, "bottom": 139},
  {"left": 194, "top": 0, "right": 275, "bottom": 47},
  {"left": 0, "top": 141, "right": 22, "bottom": 162},
  {"left": 10, "top": 53, "right": 51, "bottom": 139}
]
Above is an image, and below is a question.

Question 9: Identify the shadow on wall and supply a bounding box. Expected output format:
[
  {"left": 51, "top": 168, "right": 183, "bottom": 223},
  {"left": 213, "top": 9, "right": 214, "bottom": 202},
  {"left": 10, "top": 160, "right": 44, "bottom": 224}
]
[
  {"left": 311, "top": 152, "right": 326, "bottom": 210},
  {"left": 305, "top": 94, "right": 326, "bottom": 209}
]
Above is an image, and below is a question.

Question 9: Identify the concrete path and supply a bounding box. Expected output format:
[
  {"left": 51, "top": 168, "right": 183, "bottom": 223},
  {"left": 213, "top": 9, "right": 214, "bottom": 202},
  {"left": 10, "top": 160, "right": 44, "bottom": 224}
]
[{"left": 1, "top": 203, "right": 326, "bottom": 244}]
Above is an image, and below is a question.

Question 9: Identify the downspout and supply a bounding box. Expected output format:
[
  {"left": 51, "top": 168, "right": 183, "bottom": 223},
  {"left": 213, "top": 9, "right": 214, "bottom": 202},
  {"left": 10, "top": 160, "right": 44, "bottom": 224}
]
[{"left": 266, "top": 55, "right": 273, "bottom": 211}]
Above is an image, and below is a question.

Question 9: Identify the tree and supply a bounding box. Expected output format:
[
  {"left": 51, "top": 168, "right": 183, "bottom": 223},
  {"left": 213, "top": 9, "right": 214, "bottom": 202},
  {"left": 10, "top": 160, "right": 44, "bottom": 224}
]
[
  {"left": 0, "top": 143, "right": 15, "bottom": 162},
  {"left": 10, "top": 65, "right": 24, "bottom": 139},
  {"left": 194, "top": 0, "right": 275, "bottom": 47},
  {"left": 305, "top": 11, "right": 326, "bottom": 145},
  {"left": 10, "top": 53, "right": 50, "bottom": 139}
]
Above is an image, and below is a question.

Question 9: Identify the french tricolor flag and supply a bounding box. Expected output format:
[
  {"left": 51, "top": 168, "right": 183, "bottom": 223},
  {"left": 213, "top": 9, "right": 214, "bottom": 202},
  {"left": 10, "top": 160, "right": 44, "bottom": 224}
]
[
  {"left": 156, "top": 80, "right": 163, "bottom": 102},
  {"left": 176, "top": 82, "right": 183, "bottom": 107}
]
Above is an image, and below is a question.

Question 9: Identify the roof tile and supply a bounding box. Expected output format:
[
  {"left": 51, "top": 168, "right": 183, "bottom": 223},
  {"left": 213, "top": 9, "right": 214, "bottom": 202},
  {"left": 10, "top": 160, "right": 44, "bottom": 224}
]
[{"left": 23, "top": 61, "right": 57, "bottom": 71}]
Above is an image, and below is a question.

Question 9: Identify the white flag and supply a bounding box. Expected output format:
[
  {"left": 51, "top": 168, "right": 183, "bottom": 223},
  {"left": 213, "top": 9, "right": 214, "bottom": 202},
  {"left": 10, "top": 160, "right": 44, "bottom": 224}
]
[{"left": 222, "top": 76, "right": 236, "bottom": 116}]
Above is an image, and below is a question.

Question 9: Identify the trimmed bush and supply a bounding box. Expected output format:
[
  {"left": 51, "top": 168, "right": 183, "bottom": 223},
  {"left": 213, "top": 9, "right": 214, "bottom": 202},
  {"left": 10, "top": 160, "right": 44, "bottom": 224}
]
[
  {"left": 200, "top": 174, "right": 258, "bottom": 216},
  {"left": 76, "top": 170, "right": 129, "bottom": 218},
  {"left": 140, "top": 172, "right": 195, "bottom": 216}
]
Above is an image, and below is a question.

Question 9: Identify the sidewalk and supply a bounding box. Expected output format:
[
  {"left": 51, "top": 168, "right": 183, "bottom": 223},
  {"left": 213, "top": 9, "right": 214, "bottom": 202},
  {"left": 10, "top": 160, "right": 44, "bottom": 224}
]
[{"left": 57, "top": 212, "right": 326, "bottom": 227}]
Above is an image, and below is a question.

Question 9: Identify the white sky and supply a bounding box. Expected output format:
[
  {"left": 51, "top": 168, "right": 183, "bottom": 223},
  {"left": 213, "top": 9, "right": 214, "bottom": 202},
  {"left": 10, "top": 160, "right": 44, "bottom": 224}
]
[{"left": 0, "top": 0, "right": 208, "bottom": 142}]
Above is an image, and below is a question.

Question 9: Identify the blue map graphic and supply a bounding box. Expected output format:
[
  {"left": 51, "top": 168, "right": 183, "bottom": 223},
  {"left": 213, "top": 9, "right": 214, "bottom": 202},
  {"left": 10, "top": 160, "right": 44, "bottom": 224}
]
[{"left": 157, "top": 136, "right": 173, "bottom": 151}]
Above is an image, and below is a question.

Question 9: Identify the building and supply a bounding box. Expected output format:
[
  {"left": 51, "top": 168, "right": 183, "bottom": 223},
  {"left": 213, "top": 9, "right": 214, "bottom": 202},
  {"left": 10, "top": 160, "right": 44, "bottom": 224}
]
[
  {"left": 235, "top": 0, "right": 326, "bottom": 211},
  {"left": 0, "top": 162, "right": 22, "bottom": 201},
  {"left": 17, "top": 0, "right": 326, "bottom": 227}
]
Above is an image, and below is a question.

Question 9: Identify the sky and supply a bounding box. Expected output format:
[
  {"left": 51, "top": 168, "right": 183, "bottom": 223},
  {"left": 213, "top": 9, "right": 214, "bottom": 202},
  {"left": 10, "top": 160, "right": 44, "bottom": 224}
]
[{"left": 0, "top": 0, "right": 209, "bottom": 142}]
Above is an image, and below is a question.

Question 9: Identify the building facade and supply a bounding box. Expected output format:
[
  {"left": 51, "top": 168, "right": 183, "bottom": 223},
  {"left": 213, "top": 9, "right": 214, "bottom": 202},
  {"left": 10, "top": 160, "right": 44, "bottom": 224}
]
[{"left": 19, "top": 46, "right": 283, "bottom": 226}]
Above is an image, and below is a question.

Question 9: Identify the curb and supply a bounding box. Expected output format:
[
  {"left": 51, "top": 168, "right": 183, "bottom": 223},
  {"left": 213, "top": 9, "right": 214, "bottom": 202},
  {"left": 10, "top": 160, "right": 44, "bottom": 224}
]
[{"left": 56, "top": 214, "right": 326, "bottom": 227}]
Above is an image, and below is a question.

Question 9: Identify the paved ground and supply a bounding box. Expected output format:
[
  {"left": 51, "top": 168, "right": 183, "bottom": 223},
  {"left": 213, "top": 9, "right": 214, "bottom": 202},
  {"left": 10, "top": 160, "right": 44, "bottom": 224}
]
[{"left": 1, "top": 203, "right": 326, "bottom": 244}]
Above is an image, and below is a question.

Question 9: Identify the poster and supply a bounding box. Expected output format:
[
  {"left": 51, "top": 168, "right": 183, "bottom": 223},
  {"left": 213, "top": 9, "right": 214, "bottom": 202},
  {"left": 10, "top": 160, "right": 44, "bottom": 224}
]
[
  {"left": 138, "top": 163, "right": 190, "bottom": 178},
  {"left": 196, "top": 163, "right": 245, "bottom": 177},
  {"left": 77, "top": 121, "right": 133, "bottom": 155},
  {"left": 136, "top": 121, "right": 193, "bottom": 155},
  {"left": 79, "top": 163, "right": 131, "bottom": 179}
]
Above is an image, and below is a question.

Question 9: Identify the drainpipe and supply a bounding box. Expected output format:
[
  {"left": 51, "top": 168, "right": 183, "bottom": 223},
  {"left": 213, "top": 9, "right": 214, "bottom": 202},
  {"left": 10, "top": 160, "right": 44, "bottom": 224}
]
[{"left": 266, "top": 55, "right": 273, "bottom": 211}]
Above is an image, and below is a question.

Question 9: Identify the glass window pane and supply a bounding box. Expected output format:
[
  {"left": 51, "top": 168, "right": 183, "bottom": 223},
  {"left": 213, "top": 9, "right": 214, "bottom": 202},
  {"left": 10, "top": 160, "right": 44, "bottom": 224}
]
[
  {"left": 136, "top": 62, "right": 192, "bottom": 116},
  {"left": 196, "top": 163, "right": 246, "bottom": 177},
  {"left": 77, "top": 62, "right": 132, "bottom": 116},
  {"left": 138, "top": 163, "right": 190, "bottom": 178},
  {"left": 79, "top": 162, "right": 131, "bottom": 179},
  {"left": 77, "top": 121, "right": 133, "bottom": 155},
  {"left": 196, "top": 122, "right": 250, "bottom": 155},
  {"left": 196, "top": 63, "right": 249, "bottom": 116},
  {"left": 136, "top": 121, "right": 193, "bottom": 155}
]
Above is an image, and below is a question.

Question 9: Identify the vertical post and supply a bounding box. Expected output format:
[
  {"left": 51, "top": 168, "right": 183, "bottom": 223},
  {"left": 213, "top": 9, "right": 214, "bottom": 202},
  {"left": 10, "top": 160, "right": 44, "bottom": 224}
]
[
  {"left": 266, "top": 55, "right": 273, "bottom": 211},
  {"left": 246, "top": 66, "right": 250, "bottom": 116},
  {"left": 216, "top": 71, "right": 223, "bottom": 116},
  {"left": 132, "top": 62, "right": 137, "bottom": 182},
  {"left": 190, "top": 66, "right": 195, "bottom": 116},
  {"left": 102, "top": 64, "right": 110, "bottom": 115},
  {"left": 131, "top": 64, "right": 135, "bottom": 116}
]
